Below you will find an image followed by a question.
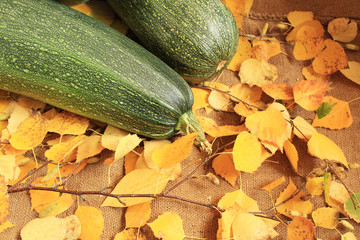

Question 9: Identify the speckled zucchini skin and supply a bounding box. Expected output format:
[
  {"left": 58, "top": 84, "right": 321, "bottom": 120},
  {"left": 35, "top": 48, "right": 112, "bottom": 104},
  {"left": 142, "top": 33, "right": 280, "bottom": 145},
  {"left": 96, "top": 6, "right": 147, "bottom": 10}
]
[
  {"left": 107, "top": 0, "right": 239, "bottom": 84},
  {"left": 0, "top": 0, "right": 195, "bottom": 139}
]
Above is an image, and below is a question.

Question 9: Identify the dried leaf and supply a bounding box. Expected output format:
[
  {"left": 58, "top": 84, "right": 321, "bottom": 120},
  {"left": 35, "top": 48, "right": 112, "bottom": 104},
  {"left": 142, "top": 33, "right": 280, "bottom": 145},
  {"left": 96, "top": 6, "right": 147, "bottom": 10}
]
[
  {"left": 292, "top": 116, "right": 316, "bottom": 140},
  {"left": 76, "top": 134, "right": 104, "bottom": 162},
  {"left": 233, "top": 101, "right": 262, "bottom": 117},
  {"left": 207, "top": 83, "right": 231, "bottom": 111},
  {"left": 101, "top": 125, "right": 129, "bottom": 151},
  {"left": 125, "top": 202, "right": 151, "bottom": 228},
  {"left": 0, "top": 175, "right": 9, "bottom": 225},
  {"left": 302, "top": 64, "right": 329, "bottom": 82},
  {"left": 6, "top": 102, "right": 31, "bottom": 134},
  {"left": 114, "top": 228, "right": 146, "bottom": 240},
  {"left": 232, "top": 131, "right": 271, "bottom": 173},
  {"left": 152, "top": 132, "right": 198, "bottom": 169},
  {"left": 287, "top": 216, "right": 315, "bottom": 240},
  {"left": 101, "top": 169, "right": 170, "bottom": 207},
  {"left": 191, "top": 87, "right": 210, "bottom": 111},
  {"left": 307, "top": 131, "right": 348, "bottom": 168},
  {"left": 147, "top": 211, "right": 186, "bottom": 240},
  {"left": 262, "top": 83, "right": 294, "bottom": 100},
  {"left": 306, "top": 177, "right": 324, "bottom": 196},
  {"left": 293, "top": 79, "right": 328, "bottom": 111},
  {"left": 341, "top": 232, "right": 357, "bottom": 240},
  {"left": 344, "top": 192, "right": 360, "bottom": 223},
  {"left": 114, "top": 133, "right": 142, "bottom": 162},
  {"left": 0, "top": 221, "right": 15, "bottom": 233},
  {"left": 284, "top": 140, "right": 299, "bottom": 173},
  {"left": 328, "top": 18, "right": 358, "bottom": 43},
  {"left": 212, "top": 149, "right": 240, "bottom": 187},
  {"left": 239, "top": 58, "right": 278, "bottom": 87},
  {"left": 144, "top": 140, "right": 171, "bottom": 170},
  {"left": 340, "top": 61, "right": 360, "bottom": 85},
  {"left": 287, "top": 11, "right": 314, "bottom": 27},
  {"left": 217, "top": 189, "right": 260, "bottom": 212},
  {"left": 252, "top": 37, "right": 282, "bottom": 60},
  {"left": 47, "top": 111, "right": 89, "bottom": 135},
  {"left": 230, "top": 82, "right": 263, "bottom": 103},
  {"left": 0, "top": 155, "right": 20, "bottom": 183},
  {"left": 196, "top": 116, "right": 246, "bottom": 138},
  {"left": 8, "top": 158, "right": 36, "bottom": 185},
  {"left": 222, "top": 0, "right": 254, "bottom": 30},
  {"left": 20, "top": 215, "right": 81, "bottom": 240},
  {"left": 312, "top": 39, "right": 348, "bottom": 75},
  {"left": 313, "top": 96, "right": 353, "bottom": 129},
  {"left": 326, "top": 180, "right": 350, "bottom": 215},
  {"left": 312, "top": 207, "right": 339, "bottom": 229},
  {"left": 124, "top": 149, "right": 142, "bottom": 174},
  {"left": 75, "top": 206, "right": 104, "bottom": 240},
  {"left": 227, "top": 37, "right": 253, "bottom": 71},
  {"left": 261, "top": 176, "right": 286, "bottom": 192},
  {"left": 39, "top": 193, "right": 74, "bottom": 218}
]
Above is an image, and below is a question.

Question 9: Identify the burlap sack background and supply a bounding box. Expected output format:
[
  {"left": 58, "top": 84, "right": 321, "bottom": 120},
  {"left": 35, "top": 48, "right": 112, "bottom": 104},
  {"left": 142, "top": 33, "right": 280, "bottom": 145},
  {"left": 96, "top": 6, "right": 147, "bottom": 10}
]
[{"left": 3, "top": 0, "right": 360, "bottom": 239}]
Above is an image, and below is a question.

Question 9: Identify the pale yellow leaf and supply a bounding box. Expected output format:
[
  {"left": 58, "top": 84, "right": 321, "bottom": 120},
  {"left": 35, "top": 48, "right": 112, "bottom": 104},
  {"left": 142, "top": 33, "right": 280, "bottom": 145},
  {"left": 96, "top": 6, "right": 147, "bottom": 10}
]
[
  {"left": 0, "top": 155, "right": 20, "bottom": 183},
  {"left": 114, "top": 134, "right": 142, "bottom": 162},
  {"left": 217, "top": 189, "right": 260, "bottom": 212},
  {"left": 328, "top": 18, "right": 358, "bottom": 43},
  {"left": 230, "top": 82, "right": 263, "bottom": 103},
  {"left": 101, "top": 125, "right": 129, "bottom": 151},
  {"left": 312, "top": 207, "right": 339, "bottom": 229},
  {"left": 292, "top": 116, "right": 316, "bottom": 140},
  {"left": 0, "top": 175, "right": 9, "bottom": 225},
  {"left": 239, "top": 58, "right": 278, "bottom": 87},
  {"left": 6, "top": 102, "right": 31, "bottom": 134},
  {"left": 340, "top": 61, "right": 360, "bottom": 85},
  {"left": 302, "top": 64, "right": 329, "bottom": 82},
  {"left": 147, "top": 211, "right": 185, "bottom": 240},
  {"left": 76, "top": 134, "right": 104, "bottom": 162}
]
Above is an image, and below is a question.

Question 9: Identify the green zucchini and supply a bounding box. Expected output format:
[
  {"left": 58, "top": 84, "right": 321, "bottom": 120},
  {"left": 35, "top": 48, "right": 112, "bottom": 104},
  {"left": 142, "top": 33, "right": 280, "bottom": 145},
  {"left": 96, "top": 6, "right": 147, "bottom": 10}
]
[
  {"left": 107, "top": 0, "right": 239, "bottom": 84},
  {"left": 0, "top": 0, "right": 210, "bottom": 150}
]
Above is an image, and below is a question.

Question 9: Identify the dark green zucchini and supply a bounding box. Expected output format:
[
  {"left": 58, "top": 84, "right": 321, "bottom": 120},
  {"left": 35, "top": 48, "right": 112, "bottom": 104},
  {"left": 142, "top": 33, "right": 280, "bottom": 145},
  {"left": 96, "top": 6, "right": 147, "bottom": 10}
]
[
  {"left": 0, "top": 0, "right": 209, "bottom": 150},
  {"left": 107, "top": 0, "right": 239, "bottom": 84}
]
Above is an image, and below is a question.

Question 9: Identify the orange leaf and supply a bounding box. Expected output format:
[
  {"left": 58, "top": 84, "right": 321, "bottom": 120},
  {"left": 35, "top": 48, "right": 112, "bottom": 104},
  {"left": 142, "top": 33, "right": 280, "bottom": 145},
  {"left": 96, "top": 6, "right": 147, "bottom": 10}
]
[
  {"left": 0, "top": 175, "right": 9, "bottom": 225},
  {"left": 101, "top": 169, "right": 170, "bottom": 207},
  {"left": 312, "top": 39, "right": 348, "bottom": 75},
  {"left": 60, "top": 160, "right": 88, "bottom": 178},
  {"left": 8, "top": 157, "right": 36, "bottom": 185},
  {"left": 125, "top": 202, "right": 151, "bottom": 228},
  {"left": 306, "top": 177, "right": 324, "bottom": 196},
  {"left": 275, "top": 178, "right": 313, "bottom": 218},
  {"left": 0, "top": 221, "right": 15, "bottom": 233},
  {"left": 284, "top": 140, "right": 299, "bottom": 173},
  {"left": 312, "top": 207, "right": 339, "bottom": 229},
  {"left": 293, "top": 79, "right": 328, "bottom": 111},
  {"left": 292, "top": 116, "right": 317, "bottom": 140},
  {"left": 262, "top": 83, "right": 294, "bottom": 100},
  {"left": 227, "top": 37, "right": 253, "bottom": 71},
  {"left": 124, "top": 149, "right": 141, "bottom": 174},
  {"left": 232, "top": 131, "right": 271, "bottom": 173},
  {"left": 212, "top": 149, "right": 240, "bottom": 187},
  {"left": 0, "top": 155, "right": 20, "bottom": 183},
  {"left": 261, "top": 176, "right": 286, "bottom": 192},
  {"left": 287, "top": 11, "right": 314, "bottom": 27},
  {"left": 114, "top": 228, "right": 146, "bottom": 240},
  {"left": 251, "top": 37, "right": 282, "bottom": 60},
  {"left": 47, "top": 111, "right": 89, "bottom": 135},
  {"left": 217, "top": 189, "right": 260, "bottom": 212},
  {"left": 287, "top": 216, "right": 316, "bottom": 240},
  {"left": 39, "top": 193, "right": 74, "bottom": 218},
  {"left": 326, "top": 180, "right": 350, "bottom": 215},
  {"left": 328, "top": 18, "right": 358, "bottom": 43},
  {"left": 312, "top": 96, "right": 353, "bottom": 129},
  {"left": 29, "top": 178, "right": 61, "bottom": 213},
  {"left": 239, "top": 58, "right": 278, "bottom": 87},
  {"left": 191, "top": 87, "right": 210, "bottom": 111},
  {"left": 308, "top": 131, "right": 348, "bottom": 168},
  {"left": 207, "top": 83, "right": 231, "bottom": 111},
  {"left": 230, "top": 82, "right": 263, "bottom": 103},
  {"left": 302, "top": 64, "right": 329, "bottom": 82},
  {"left": 76, "top": 135, "right": 104, "bottom": 162},
  {"left": 233, "top": 102, "right": 262, "bottom": 117},
  {"left": 196, "top": 116, "right": 246, "bottom": 138},
  {"left": 245, "top": 107, "right": 289, "bottom": 150},
  {"left": 152, "top": 132, "right": 198, "bottom": 169},
  {"left": 147, "top": 211, "right": 186, "bottom": 240},
  {"left": 222, "top": 0, "right": 254, "bottom": 30},
  {"left": 75, "top": 206, "right": 104, "bottom": 240},
  {"left": 340, "top": 61, "right": 360, "bottom": 85}
]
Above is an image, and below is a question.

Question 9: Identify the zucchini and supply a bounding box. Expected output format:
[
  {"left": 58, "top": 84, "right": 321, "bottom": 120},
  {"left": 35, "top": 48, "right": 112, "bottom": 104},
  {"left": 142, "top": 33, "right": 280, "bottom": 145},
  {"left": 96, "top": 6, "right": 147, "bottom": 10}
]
[
  {"left": 107, "top": 0, "right": 239, "bottom": 84},
  {"left": 0, "top": 0, "right": 209, "bottom": 150}
]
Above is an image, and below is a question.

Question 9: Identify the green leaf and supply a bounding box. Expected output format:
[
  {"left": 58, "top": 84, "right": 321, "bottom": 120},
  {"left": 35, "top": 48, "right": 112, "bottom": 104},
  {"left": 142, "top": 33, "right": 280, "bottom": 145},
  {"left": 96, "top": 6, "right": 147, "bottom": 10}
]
[
  {"left": 323, "top": 172, "right": 331, "bottom": 203},
  {"left": 316, "top": 102, "right": 336, "bottom": 119},
  {"left": 344, "top": 192, "right": 360, "bottom": 223}
]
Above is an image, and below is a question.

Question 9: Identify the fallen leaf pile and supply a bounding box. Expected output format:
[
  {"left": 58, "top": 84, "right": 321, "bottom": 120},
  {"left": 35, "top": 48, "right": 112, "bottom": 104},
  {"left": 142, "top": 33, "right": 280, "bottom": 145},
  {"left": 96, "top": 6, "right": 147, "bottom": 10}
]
[{"left": 0, "top": 0, "right": 359, "bottom": 239}]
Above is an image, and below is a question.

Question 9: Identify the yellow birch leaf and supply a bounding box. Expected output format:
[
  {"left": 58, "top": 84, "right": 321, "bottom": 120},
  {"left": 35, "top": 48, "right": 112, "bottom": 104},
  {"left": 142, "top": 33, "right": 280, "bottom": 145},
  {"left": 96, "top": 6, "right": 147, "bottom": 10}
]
[
  {"left": 191, "top": 87, "right": 210, "bottom": 111},
  {"left": 144, "top": 140, "right": 171, "bottom": 170},
  {"left": 262, "top": 83, "right": 294, "bottom": 100},
  {"left": 340, "top": 61, "right": 360, "bottom": 85},
  {"left": 233, "top": 131, "right": 271, "bottom": 173},
  {"left": 233, "top": 102, "right": 261, "bottom": 117},
  {"left": 308, "top": 131, "right": 348, "bottom": 168},
  {"left": 42, "top": 108, "right": 58, "bottom": 120},
  {"left": 152, "top": 132, "right": 198, "bottom": 169},
  {"left": 207, "top": 83, "right": 231, "bottom": 111},
  {"left": 217, "top": 206, "right": 238, "bottom": 239},
  {"left": 302, "top": 64, "right": 329, "bottom": 82},
  {"left": 287, "top": 11, "right": 314, "bottom": 27},
  {"left": 292, "top": 116, "right": 316, "bottom": 140},
  {"left": 17, "top": 96, "right": 47, "bottom": 112},
  {"left": 114, "top": 228, "right": 146, "bottom": 240},
  {"left": 293, "top": 79, "right": 328, "bottom": 111},
  {"left": 239, "top": 58, "right": 278, "bottom": 87},
  {"left": 313, "top": 96, "right": 353, "bottom": 129},
  {"left": 306, "top": 177, "right": 324, "bottom": 196},
  {"left": 29, "top": 178, "right": 61, "bottom": 213},
  {"left": 222, "top": 0, "right": 254, "bottom": 30},
  {"left": 6, "top": 102, "right": 31, "bottom": 135},
  {"left": 147, "top": 211, "right": 186, "bottom": 240},
  {"left": 328, "top": 18, "right": 358, "bottom": 43},
  {"left": 326, "top": 180, "right": 350, "bottom": 215},
  {"left": 312, "top": 39, "right": 348, "bottom": 75},
  {"left": 275, "top": 178, "right": 313, "bottom": 218},
  {"left": 47, "top": 111, "right": 89, "bottom": 135},
  {"left": 230, "top": 82, "right": 263, "bottom": 103},
  {"left": 20, "top": 215, "right": 81, "bottom": 240},
  {"left": 232, "top": 212, "right": 279, "bottom": 240},
  {"left": 0, "top": 155, "right": 20, "bottom": 183},
  {"left": 101, "top": 169, "right": 170, "bottom": 207},
  {"left": 76, "top": 134, "right": 104, "bottom": 162},
  {"left": 342, "top": 232, "right": 357, "bottom": 240},
  {"left": 284, "top": 140, "right": 299, "bottom": 173},
  {"left": 287, "top": 216, "right": 316, "bottom": 240},
  {"left": 39, "top": 193, "right": 74, "bottom": 218},
  {"left": 312, "top": 207, "right": 339, "bottom": 229},
  {"left": 0, "top": 175, "right": 9, "bottom": 225},
  {"left": 114, "top": 134, "right": 142, "bottom": 162},
  {"left": 196, "top": 116, "right": 246, "bottom": 138},
  {"left": 125, "top": 201, "right": 151, "bottom": 228},
  {"left": 245, "top": 107, "right": 289, "bottom": 150},
  {"left": 217, "top": 189, "right": 260, "bottom": 212},
  {"left": 261, "top": 176, "right": 286, "bottom": 192},
  {"left": 8, "top": 158, "right": 36, "bottom": 185},
  {"left": 60, "top": 159, "right": 88, "bottom": 177},
  {"left": 45, "top": 135, "right": 88, "bottom": 163},
  {"left": 252, "top": 37, "right": 282, "bottom": 60},
  {"left": 212, "top": 149, "right": 240, "bottom": 187},
  {"left": 101, "top": 125, "right": 129, "bottom": 151},
  {"left": 0, "top": 221, "right": 15, "bottom": 233},
  {"left": 227, "top": 36, "right": 253, "bottom": 71},
  {"left": 75, "top": 206, "right": 104, "bottom": 240},
  {"left": 124, "top": 148, "right": 142, "bottom": 174}
]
